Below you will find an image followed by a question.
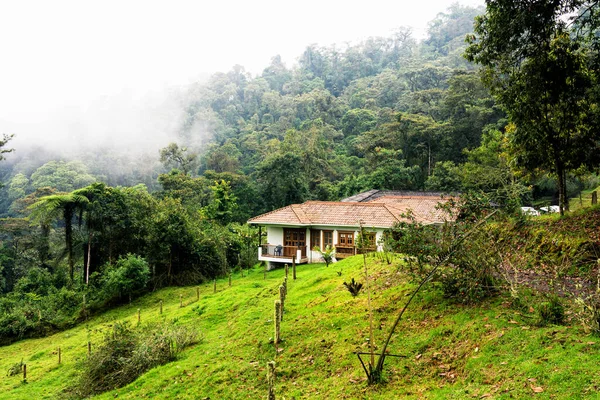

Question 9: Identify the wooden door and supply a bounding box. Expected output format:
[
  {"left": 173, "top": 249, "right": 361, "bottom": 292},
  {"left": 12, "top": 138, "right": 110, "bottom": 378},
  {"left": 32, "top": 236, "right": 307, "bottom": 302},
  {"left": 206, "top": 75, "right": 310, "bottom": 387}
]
[{"left": 283, "top": 228, "right": 306, "bottom": 257}]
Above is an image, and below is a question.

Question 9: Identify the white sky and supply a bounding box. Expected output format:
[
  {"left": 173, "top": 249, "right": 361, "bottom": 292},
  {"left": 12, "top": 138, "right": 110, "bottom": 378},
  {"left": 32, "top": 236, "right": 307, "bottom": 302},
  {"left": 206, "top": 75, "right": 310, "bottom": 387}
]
[{"left": 0, "top": 0, "right": 483, "bottom": 154}]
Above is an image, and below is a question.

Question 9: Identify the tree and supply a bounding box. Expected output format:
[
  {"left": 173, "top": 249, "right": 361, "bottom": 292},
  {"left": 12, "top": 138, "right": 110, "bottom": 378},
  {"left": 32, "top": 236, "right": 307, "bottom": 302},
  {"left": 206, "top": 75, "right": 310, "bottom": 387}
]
[
  {"left": 159, "top": 143, "right": 198, "bottom": 175},
  {"left": 29, "top": 160, "right": 96, "bottom": 192},
  {"left": 465, "top": 0, "right": 600, "bottom": 215},
  {"left": 203, "top": 180, "right": 238, "bottom": 225},
  {"left": 28, "top": 193, "right": 89, "bottom": 283}
]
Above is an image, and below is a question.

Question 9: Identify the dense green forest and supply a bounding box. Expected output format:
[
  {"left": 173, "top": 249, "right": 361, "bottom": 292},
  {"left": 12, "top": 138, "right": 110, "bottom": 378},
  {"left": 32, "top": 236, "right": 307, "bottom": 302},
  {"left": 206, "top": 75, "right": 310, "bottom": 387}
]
[{"left": 0, "top": 2, "right": 599, "bottom": 346}]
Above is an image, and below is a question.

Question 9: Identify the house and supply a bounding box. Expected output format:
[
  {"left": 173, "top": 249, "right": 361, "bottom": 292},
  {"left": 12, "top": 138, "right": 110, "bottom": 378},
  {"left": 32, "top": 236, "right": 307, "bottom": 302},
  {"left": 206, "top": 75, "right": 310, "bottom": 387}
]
[{"left": 247, "top": 190, "right": 452, "bottom": 268}]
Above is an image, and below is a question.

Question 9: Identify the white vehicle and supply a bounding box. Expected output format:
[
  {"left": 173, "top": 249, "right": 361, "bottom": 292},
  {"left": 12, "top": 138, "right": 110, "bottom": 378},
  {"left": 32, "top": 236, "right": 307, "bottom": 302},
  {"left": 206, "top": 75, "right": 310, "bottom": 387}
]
[
  {"left": 520, "top": 206, "right": 540, "bottom": 216},
  {"left": 539, "top": 205, "right": 560, "bottom": 214}
]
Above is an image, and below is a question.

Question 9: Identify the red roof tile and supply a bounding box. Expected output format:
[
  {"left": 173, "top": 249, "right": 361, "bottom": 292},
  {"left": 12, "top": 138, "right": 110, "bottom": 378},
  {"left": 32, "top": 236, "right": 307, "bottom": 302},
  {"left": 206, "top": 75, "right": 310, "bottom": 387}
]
[{"left": 248, "top": 195, "right": 452, "bottom": 227}]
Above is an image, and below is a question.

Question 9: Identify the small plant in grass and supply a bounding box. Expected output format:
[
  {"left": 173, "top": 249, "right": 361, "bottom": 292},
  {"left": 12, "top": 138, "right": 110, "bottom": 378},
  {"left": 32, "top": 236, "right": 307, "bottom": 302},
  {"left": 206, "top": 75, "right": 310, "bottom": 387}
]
[
  {"left": 343, "top": 278, "right": 363, "bottom": 297},
  {"left": 313, "top": 245, "right": 336, "bottom": 267},
  {"left": 536, "top": 296, "right": 565, "bottom": 326},
  {"left": 6, "top": 359, "right": 23, "bottom": 377}
]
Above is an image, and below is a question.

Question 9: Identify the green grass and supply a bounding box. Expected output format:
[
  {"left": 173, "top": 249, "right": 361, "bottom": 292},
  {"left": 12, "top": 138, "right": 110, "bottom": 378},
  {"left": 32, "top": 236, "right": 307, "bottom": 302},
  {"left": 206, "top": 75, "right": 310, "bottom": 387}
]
[
  {"left": 569, "top": 185, "right": 600, "bottom": 212},
  {"left": 1, "top": 257, "right": 599, "bottom": 399}
]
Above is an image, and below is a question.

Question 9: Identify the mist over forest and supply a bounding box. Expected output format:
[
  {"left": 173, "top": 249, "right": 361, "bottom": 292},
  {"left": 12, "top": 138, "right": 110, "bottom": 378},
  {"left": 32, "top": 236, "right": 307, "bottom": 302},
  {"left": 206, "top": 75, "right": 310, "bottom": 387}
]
[{"left": 1, "top": 4, "right": 492, "bottom": 209}]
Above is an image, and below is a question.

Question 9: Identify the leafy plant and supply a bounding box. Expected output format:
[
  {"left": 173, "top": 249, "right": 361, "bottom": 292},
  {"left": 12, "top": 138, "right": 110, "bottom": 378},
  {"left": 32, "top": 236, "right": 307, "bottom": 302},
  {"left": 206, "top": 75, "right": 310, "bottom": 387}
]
[
  {"left": 6, "top": 359, "right": 23, "bottom": 377},
  {"left": 536, "top": 296, "right": 565, "bottom": 326},
  {"left": 343, "top": 278, "right": 363, "bottom": 297},
  {"left": 313, "top": 245, "right": 336, "bottom": 267}
]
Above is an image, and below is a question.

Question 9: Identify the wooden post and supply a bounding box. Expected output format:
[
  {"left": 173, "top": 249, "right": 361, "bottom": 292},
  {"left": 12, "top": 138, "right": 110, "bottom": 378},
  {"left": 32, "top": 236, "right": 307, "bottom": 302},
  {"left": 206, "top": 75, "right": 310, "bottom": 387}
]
[
  {"left": 279, "top": 285, "right": 285, "bottom": 321},
  {"left": 283, "top": 277, "right": 287, "bottom": 298},
  {"left": 196, "top": 287, "right": 200, "bottom": 301},
  {"left": 160, "top": 300, "right": 163, "bottom": 314},
  {"left": 88, "top": 341, "right": 92, "bottom": 356},
  {"left": 23, "top": 364, "right": 26, "bottom": 381},
  {"left": 264, "top": 268, "right": 266, "bottom": 280},
  {"left": 292, "top": 257, "right": 296, "bottom": 280},
  {"left": 137, "top": 308, "right": 141, "bottom": 323},
  {"left": 229, "top": 273, "right": 232, "bottom": 287},
  {"left": 267, "top": 361, "right": 276, "bottom": 400},
  {"left": 58, "top": 347, "right": 61, "bottom": 364},
  {"left": 285, "top": 263, "right": 288, "bottom": 278},
  {"left": 213, "top": 279, "right": 217, "bottom": 293},
  {"left": 592, "top": 191, "right": 598, "bottom": 205},
  {"left": 179, "top": 294, "right": 183, "bottom": 308},
  {"left": 274, "top": 300, "right": 281, "bottom": 345}
]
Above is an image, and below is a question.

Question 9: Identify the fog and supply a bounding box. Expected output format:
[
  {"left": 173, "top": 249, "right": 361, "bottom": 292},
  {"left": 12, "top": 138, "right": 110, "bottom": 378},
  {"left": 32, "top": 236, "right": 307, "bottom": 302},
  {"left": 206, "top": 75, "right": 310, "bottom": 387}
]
[{"left": 0, "top": 0, "right": 483, "bottom": 166}]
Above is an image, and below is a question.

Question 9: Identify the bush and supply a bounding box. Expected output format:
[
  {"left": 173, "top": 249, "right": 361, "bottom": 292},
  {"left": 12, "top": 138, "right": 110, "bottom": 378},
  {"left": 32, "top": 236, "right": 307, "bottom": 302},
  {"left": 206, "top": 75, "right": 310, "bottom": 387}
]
[
  {"left": 101, "top": 254, "right": 150, "bottom": 303},
  {"left": 72, "top": 321, "right": 199, "bottom": 398},
  {"left": 536, "top": 296, "right": 565, "bottom": 326}
]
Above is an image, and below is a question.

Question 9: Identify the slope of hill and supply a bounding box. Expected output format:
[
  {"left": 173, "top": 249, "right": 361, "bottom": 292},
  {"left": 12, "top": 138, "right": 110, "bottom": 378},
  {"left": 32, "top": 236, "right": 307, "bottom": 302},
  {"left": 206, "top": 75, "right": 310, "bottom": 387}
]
[{"left": 1, "top": 254, "right": 599, "bottom": 399}]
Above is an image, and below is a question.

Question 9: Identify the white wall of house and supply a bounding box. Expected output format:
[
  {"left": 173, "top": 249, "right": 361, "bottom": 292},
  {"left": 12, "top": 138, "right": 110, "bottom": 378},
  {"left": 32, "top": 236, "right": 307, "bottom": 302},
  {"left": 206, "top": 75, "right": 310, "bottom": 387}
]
[
  {"left": 263, "top": 225, "right": 386, "bottom": 264},
  {"left": 266, "top": 226, "right": 284, "bottom": 245}
]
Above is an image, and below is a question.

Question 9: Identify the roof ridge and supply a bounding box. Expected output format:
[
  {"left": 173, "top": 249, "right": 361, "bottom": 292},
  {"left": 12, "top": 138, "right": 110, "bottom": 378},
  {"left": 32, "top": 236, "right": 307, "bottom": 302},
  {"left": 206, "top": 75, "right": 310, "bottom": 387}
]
[
  {"left": 289, "top": 205, "right": 303, "bottom": 224},
  {"left": 303, "top": 200, "right": 389, "bottom": 207},
  {"left": 291, "top": 204, "right": 309, "bottom": 224},
  {"left": 382, "top": 204, "right": 402, "bottom": 223}
]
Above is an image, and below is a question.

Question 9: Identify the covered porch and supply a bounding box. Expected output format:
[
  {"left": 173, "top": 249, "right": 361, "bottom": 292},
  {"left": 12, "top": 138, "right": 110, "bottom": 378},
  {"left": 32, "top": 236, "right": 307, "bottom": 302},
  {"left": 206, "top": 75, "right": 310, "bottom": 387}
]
[{"left": 258, "top": 244, "right": 309, "bottom": 265}]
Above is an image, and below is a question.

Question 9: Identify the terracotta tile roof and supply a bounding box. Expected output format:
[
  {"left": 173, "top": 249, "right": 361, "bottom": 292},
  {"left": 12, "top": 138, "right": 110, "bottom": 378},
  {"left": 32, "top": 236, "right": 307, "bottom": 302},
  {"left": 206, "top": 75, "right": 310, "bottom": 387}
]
[
  {"left": 341, "top": 190, "right": 449, "bottom": 202},
  {"left": 248, "top": 195, "right": 453, "bottom": 227},
  {"left": 366, "top": 195, "right": 452, "bottom": 224}
]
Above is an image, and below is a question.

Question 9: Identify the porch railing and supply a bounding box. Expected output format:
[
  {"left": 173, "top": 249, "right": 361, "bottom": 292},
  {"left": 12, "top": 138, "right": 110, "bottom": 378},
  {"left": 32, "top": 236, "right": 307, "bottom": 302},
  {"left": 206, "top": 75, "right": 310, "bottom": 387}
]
[{"left": 260, "top": 245, "right": 303, "bottom": 260}]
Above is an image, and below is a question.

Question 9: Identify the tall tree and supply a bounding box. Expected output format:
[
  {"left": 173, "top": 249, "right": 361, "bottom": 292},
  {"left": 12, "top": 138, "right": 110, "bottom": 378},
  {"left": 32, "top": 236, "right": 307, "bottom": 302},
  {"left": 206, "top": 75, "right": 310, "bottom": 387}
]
[
  {"left": 28, "top": 193, "right": 89, "bottom": 283},
  {"left": 465, "top": 0, "right": 600, "bottom": 214},
  {"left": 159, "top": 143, "right": 198, "bottom": 175}
]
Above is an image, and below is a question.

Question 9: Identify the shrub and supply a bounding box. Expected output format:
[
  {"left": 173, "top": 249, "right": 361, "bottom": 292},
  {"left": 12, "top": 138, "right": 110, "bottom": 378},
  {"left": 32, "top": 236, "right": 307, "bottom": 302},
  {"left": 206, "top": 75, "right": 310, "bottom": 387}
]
[
  {"left": 313, "top": 245, "right": 336, "bottom": 267},
  {"left": 101, "top": 254, "right": 150, "bottom": 303},
  {"left": 536, "top": 296, "right": 565, "bottom": 326},
  {"left": 72, "top": 321, "right": 199, "bottom": 398}
]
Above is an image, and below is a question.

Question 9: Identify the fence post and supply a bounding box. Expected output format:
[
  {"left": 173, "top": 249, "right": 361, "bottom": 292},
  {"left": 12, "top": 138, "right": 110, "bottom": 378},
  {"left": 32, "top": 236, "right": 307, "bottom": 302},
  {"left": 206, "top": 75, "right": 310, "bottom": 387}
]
[
  {"left": 58, "top": 347, "right": 61, "bottom": 364},
  {"left": 285, "top": 263, "right": 289, "bottom": 278},
  {"left": 279, "top": 285, "right": 285, "bottom": 321},
  {"left": 213, "top": 279, "right": 217, "bottom": 293},
  {"left": 196, "top": 287, "right": 200, "bottom": 301},
  {"left": 274, "top": 300, "right": 281, "bottom": 345},
  {"left": 229, "top": 273, "right": 232, "bottom": 287},
  {"left": 88, "top": 341, "right": 92, "bottom": 356},
  {"left": 267, "top": 361, "right": 276, "bottom": 400},
  {"left": 23, "top": 364, "right": 26, "bottom": 381},
  {"left": 592, "top": 191, "right": 598, "bottom": 205},
  {"left": 292, "top": 257, "right": 296, "bottom": 280},
  {"left": 180, "top": 294, "right": 183, "bottom": 308},
  {"left": 160, "top": 300, "right": 163, "bottom": 314},
  {"left": 137, "top": 308, "right": 141, "bottom": 323}
]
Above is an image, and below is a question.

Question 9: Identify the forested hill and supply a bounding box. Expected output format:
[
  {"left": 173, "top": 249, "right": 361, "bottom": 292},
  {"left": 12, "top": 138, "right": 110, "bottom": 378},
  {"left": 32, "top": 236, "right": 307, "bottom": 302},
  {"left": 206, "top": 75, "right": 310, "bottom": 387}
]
[
  {"left": 0, "top": 4, "right": 513, "bottom": 221},
  {"left": 175, "top": 4, "right": 500, "bottom": 216}
]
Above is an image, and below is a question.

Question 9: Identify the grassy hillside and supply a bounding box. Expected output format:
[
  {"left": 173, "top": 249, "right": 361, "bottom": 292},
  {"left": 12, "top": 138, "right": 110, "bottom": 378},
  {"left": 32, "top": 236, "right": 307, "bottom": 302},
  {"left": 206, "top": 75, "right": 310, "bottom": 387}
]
[
  {"left": 569, "top": 185, "right": 600, "bottom": 212},
  {"left": 1, "top": 255, "right": 599, "bottom": 399}
]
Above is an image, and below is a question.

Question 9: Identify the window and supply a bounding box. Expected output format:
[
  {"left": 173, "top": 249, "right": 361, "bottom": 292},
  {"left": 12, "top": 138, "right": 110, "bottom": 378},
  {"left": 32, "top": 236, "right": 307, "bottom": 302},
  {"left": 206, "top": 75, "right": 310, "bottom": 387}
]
[
  {"left": 310, "top": 229, "right": 321, "bottom": 249},
  {"left": 323, "top": 230, "right": 333, "bottom": 248},
  {"left": 338, "top": 231, "right": 354, "bottom": 247},
  {"left": 363, "top": 232, "right": 376, "bottom": 248}
]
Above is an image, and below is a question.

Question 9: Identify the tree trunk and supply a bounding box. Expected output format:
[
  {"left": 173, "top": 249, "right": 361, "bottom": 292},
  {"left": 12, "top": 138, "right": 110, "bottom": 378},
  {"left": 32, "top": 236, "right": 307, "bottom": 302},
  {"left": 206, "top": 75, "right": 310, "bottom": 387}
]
[
  {"left": 556, "top": 163, "right": 566, "bottom": 216},
  {"left": 86, "top": 231, "right": 93, "bottom": 285},
  {"left": 65, "top": 208, "right": 74, "bottom": 283}
]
